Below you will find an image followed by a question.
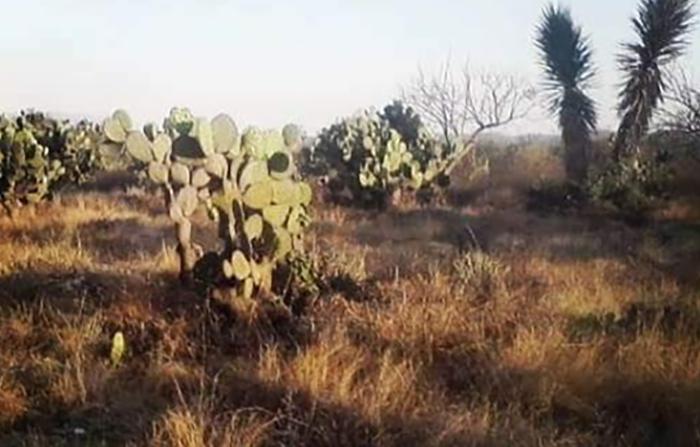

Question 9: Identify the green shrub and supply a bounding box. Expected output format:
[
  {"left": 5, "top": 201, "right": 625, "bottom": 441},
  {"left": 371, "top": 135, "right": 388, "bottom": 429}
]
[
  {"left": 0, "top": 111, "right": 99, "bottom": 209},
  {"left": 308, "top": 102, "right": 451, "bottom": 208},
  {"left": 588, "top": 153, "right": 672, "bottom": 217}
]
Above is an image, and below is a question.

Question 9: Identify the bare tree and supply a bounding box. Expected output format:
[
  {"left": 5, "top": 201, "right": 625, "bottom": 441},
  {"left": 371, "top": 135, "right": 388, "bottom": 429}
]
[
  {"left": 401, "top": 59, "right": 535, "bottom": 175},
  {"left": 659, "top": 67, "right": 700, "bottom": 158}
]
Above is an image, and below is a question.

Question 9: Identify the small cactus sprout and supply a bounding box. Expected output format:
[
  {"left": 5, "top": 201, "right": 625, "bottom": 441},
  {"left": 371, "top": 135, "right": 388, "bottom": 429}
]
[
  {"left": 110, "top": 331, "right": 126, "bottom": 366},
  {"left": 101, "top": 108, "right": 313, "bottom": 300}
]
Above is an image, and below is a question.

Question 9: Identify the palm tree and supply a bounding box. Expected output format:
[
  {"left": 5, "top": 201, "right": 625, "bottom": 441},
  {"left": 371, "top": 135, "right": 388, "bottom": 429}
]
[
  {"left": 536, "top": 4, "right": 597, "bottom": 183},
  {"left": 613, "top": 0, "right": 694, "bottom": 159}
]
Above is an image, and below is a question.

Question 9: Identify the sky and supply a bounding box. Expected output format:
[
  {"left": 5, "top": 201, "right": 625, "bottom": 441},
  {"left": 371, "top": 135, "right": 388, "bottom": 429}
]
[{"left": 2, "top": 0, "right": 700, "bottom": 135}]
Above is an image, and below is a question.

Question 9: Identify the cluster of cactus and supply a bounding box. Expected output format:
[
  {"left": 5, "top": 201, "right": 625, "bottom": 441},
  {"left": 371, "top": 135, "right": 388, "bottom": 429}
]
[
  {"left": 101, "top": 107, "right": 312, "bottom": 299},
  {"left": 0, "top": 111, "right": 99, "bottom": 208},
  {"left": 309, "top": 106, "right": 451, "bottom": 207},
  {"left": 21, "top": 111, "right": 101, "bottom": 186},
  {"left": 587, "top": 153, "right": 672, "bottom": 216}
]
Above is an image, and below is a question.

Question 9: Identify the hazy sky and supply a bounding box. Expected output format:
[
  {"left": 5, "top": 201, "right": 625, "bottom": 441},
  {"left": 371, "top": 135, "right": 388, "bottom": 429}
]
[{"left": 2, "top": 0, "right": 700, "bottom": 134}]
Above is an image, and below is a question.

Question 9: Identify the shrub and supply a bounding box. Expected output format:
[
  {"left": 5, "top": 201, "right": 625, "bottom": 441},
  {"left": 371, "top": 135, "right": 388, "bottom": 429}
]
[
  {"left": 588, "top": 152, "right": 672, "bottom": 217},
  {"left": 308, "top": 103, "right": 451, "bottom": 208},
  {"left": 0, "top": 111, "right": 99, "bottom": 210}
]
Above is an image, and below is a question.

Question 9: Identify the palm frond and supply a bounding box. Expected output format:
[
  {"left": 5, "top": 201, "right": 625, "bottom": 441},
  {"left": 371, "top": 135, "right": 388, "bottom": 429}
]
[
  {"left": 535, "top": 4, "right": 597, "bottom": 122},
  {"left": 535, "top": 4, "right": 597, "bottom": 182},
  {"left": 615, "top": 0, "right": 694, "bottom": 157}
]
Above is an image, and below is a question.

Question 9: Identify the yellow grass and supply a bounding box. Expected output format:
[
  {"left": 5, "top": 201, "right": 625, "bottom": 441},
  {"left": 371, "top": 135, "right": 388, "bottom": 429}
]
[{"left": 0, "top": 181, "right": 699, "bottom": 446}]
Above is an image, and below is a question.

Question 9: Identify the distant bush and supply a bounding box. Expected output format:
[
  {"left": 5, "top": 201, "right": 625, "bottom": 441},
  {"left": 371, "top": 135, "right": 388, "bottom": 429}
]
[
  {"left": 527, "top": 180, "right": 587, "bottom": 214},
  {"left": 588, "top": 151, "right": 672, "bottom": 217},
  {"left": 0, "top": 111, "right": 99, "bottom": 210},
  {"left": 306, "top": 101, "right": 453, "bottom": 209}
]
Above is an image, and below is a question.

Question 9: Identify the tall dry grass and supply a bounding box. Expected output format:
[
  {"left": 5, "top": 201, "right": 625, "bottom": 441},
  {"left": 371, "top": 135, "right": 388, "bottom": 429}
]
[{"left": 0, "top": 172, "right": 699, "bottom": 446}]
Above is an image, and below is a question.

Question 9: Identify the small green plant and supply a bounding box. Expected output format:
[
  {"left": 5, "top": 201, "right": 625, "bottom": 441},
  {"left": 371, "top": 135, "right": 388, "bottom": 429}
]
[
  {"left": 101, "top": 108, "right": 313, "bottom": 301},
  {"left": 453, "top": 251, "right": 508, "bottom": 298},
  {"left": 110, "top": 331, "right": 126, "bottom": 366}
]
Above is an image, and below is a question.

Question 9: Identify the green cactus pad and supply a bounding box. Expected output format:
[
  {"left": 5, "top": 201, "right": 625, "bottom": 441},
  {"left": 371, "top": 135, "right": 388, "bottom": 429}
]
[
  {"left": 148, "top": 162, "right": 169, "bottom": 184},
  {"left": 244, "top": 214, "right": 264, "bottom": 240},
  {"left": 112, "top": 109, "right": 133, "bottom": 132},
  {"left": 176, "top": 186, "right": 199, "bottom": 217},
  {"left": 204, "top": 153, "right": 228, "bottom": 178},
  {"left": 222, "top": 260, "right": 234, "bottom": 279},
  {"left": 242, "top": 128, "right": 284, "bottom": 159},
  {"left": 103, "top": 117, "right": 127, "bottom": 143},
  {"left": 238, "top": 160, "right": 269, "bottom": 190},
  {"left": 243, "top": 182, "right": 273, "bottom": 210},
  {"left": 170, "top": 162, "right": 191, "bottom": 186},
  {"left": 194, "top": 118, "right": 215, "bottom": 156},
  {"left": 191, "top": 168, "right": 210, "bottom": 188},
  {"left": 211, "top": 189, "right": 236, "bottom": 213},
  {"left": 242, "top": 277, "right": 254, "bottom": 299},
  {"left": 271, "top": 179, "right": 297, "bottom": 204},
  {"left": 152, "top": 134, "right": 172, "bottom": 163},
  {"left": 231, "top": 250, "right": 251, "bottom": 280},
  {"left": 241, "top": 127, "right": 262, "bottom": 156},
  {"left": 211, "top": 114, "right": 239, "bottom": 154},
  {"left": 274, "top": 227, "right": 293, "bottom": 260},
  {"left": 263, "top": 204, "right": 290, "bottom": 227},
  {"left": 125, "top": 131, "right": 154, "bottom": 163}
]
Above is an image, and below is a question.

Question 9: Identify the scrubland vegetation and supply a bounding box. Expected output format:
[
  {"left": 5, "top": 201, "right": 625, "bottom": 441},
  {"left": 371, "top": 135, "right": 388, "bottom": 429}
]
[
  {"left": 2, "top": 0, "right": 700, "bottom": 445},
  {"left": 1, "top": 145, "right": 699, "bottom": 446}
]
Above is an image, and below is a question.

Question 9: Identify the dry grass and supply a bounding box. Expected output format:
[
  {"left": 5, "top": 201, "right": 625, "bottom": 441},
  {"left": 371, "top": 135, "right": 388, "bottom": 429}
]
[{"left": 1, "top": 171, "right": 699, "bottom": 446}]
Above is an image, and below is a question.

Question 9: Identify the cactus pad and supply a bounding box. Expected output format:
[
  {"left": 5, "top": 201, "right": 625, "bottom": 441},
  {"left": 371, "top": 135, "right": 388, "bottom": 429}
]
[
  {"left": 170, "top": 162, "right": 191, "bottom": 186},
  {"left": 243, "top": 182, "right": 273, "bottom": 210},
  {"left": 211, "top": 114, "right": 239, "bottom": 154}
]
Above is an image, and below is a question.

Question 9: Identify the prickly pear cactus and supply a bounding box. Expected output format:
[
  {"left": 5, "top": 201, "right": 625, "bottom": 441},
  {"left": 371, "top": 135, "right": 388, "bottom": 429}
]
[
  {"left": 0, "top": 115, "right": 66, "bottom": 207},
  {"left": 310, "top": 107, "right": 450, "bottom": 208},
  {"left": 101, "top": 108, "right": 313, "bottom": 300},
  {"left": 0, "top": 111, "right": 100, "bottom": 210},
  {"left": 24, "top": 112, "right": 100, "bottom": 186}
]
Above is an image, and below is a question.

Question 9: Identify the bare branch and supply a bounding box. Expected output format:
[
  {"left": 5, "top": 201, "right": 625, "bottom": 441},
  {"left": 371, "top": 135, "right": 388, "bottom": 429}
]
[
  {"left": 658, "top": 66, "right": 700, "bottom": 159},
  {"left": 402, "top": 58, "right": 535, "bottom": 148}
]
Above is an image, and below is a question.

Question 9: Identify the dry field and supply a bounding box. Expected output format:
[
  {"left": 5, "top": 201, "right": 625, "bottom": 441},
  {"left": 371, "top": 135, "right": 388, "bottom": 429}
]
[{"left": 1, "top": 159, "right": 700, "bottom": 446}]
